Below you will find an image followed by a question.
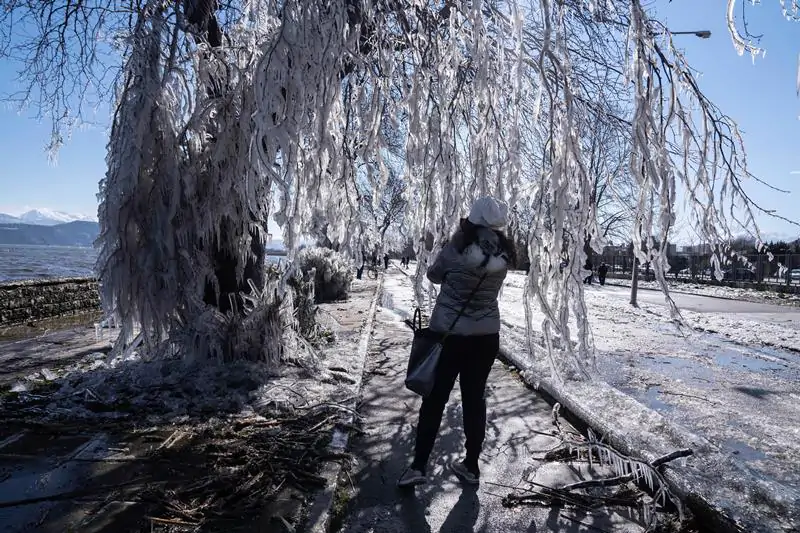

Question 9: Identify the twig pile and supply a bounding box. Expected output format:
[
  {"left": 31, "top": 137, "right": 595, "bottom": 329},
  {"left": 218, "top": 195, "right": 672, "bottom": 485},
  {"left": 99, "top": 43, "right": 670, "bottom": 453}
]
[
  {"left": 138, "top": 404, "right": 345, "bottom": 528},
  {"left": 501, "top": 403, "right": 694, "bottom": 532},
  {"left": 0, "top": 403, "right": 348, "bottom": 531}
]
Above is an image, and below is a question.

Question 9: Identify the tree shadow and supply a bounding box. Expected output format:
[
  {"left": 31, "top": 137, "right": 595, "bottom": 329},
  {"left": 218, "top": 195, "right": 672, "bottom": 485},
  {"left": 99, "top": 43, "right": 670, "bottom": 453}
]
[
  {"left": 732, "top": 385, "right": 776, "bottom": 399},
  {"left": 338, "top": 305, "right": 584, "bottom": 533},
  {"left": 339, "top": 268, "right": 663, "bottom": 532}
]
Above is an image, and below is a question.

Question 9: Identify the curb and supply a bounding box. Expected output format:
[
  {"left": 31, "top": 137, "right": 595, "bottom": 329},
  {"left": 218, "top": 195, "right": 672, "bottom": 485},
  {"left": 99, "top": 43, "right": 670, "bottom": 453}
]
[
  {"left": 305, "top": 274, "right": 384, "bottom": 533},
  {"left": 498, "top": 342, "right": 798, "bottom": 533}
]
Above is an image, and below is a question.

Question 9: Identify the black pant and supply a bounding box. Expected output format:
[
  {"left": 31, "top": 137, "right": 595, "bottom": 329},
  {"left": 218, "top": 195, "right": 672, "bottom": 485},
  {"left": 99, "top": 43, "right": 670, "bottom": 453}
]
[{"left": 412, "top": 333, "right": 499, "bottom": 473}]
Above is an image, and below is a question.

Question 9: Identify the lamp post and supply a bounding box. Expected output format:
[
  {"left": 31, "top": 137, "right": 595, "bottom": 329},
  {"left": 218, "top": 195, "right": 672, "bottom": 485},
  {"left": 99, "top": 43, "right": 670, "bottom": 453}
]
[{"left": 630, "top": 27, "right": 711, "bottom": 307}]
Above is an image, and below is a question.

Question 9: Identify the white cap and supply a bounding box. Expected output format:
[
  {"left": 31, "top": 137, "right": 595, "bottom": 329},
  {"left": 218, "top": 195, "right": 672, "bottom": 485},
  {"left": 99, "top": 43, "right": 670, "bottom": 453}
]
[{"left": 468, "top": 196, "right": 508, "bottom": 230}]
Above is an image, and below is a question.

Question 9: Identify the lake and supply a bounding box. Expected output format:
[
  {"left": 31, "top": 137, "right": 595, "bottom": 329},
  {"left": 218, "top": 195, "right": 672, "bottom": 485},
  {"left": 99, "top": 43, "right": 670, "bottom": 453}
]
[
  {"left": 0, "top": 245, "right": 286, "bottom": 283},
  {"left": 0, "top": 245, "right": 97, "bottom": 282}
]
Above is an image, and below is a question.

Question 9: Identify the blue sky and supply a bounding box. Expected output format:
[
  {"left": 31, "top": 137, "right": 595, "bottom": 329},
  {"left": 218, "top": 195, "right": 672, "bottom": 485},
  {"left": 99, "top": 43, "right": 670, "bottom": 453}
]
[
  {"left": 0, "top": 104, "right": 108, "bottom": 218},
  {"left": 0, "top": 1, "right": 798, "bottom": 241},
  {"left": 655, "top": 0, "right": 800, "bottom": 241}
]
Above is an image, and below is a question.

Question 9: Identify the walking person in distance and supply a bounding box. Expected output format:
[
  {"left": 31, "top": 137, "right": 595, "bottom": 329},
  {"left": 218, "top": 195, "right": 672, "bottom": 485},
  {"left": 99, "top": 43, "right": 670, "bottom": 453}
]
[
  {"left": 598, "top": 262, "right": 609, "bottom": 286},
  {"left": 398, "top": 196, "right": 515, "bottom": 488}
]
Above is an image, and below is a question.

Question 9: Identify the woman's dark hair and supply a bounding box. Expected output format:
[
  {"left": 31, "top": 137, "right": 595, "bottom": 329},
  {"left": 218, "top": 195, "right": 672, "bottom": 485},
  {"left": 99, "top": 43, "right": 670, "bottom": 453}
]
[
  {"left": 456, "top": 218, "right": 517, "bottom": 268},
  {"left": 456, "top": 218, "right": 479, "bottom": 250},
  {"left": 495, "top": 230, "right": 518, "bottom": 269}
]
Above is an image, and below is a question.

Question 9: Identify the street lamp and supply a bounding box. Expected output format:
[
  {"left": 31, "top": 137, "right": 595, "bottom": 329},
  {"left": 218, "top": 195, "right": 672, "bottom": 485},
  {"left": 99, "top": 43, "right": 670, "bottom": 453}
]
[
  {"left": 630, "top": 25, "right": 711, "bottom": 307},
  {"left": 671, "top": 30, "right": 712, "bottom": 39},
  {"left": 650, "top": 27, "right": 712, "bottom": 40}
]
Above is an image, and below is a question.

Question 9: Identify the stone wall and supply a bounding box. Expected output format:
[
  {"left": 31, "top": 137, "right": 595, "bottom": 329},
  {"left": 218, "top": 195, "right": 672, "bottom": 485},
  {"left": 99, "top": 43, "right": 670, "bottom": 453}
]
[{"left": 0, "top": 277, "right": 101, "bottom": 327}]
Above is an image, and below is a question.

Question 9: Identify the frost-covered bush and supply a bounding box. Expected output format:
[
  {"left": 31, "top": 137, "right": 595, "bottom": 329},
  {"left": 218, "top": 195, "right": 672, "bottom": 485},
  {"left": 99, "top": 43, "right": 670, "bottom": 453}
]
[
  {"left": 287, "top": 266, "right": 318, "bottom": 340},
  {"left": 295, "top": 247, "right": 354, "bottom": 303}
]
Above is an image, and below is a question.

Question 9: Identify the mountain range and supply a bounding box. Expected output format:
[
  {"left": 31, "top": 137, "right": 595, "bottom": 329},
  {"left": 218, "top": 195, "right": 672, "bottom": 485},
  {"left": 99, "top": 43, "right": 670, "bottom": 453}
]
[
  {"left": 0, "top": 221, "right": 99, "bottom": 247},
  {"left": 0, "top": 209, "right": 97, "bottom": 226},
  {"left": 0, "top": 209, "right": 288, "bottom": 249}
]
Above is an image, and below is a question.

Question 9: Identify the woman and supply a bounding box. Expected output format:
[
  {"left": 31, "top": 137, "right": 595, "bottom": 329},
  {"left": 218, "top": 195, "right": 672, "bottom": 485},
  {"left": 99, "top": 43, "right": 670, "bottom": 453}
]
[{"left": 398, "top": 196, "right": 515, "bottom": 488}]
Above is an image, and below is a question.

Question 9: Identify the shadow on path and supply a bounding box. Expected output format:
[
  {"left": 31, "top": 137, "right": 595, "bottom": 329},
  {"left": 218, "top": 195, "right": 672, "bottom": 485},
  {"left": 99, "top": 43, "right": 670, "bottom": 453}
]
[{"left": 338, "top": 274, "right": 648, "bottom": 533}]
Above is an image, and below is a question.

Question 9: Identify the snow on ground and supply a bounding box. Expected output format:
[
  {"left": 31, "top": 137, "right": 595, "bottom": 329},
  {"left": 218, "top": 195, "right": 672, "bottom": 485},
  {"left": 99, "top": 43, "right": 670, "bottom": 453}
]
[
  {"left": 607, "top": 276, "right": 800, "bottom": 307},
  {"left": 499, "top": 271, "right": 800, "bottom": 495},
  {"left": 0, "top": 279, "right": 379, "bottom": 424},
  {"left": 391, "top": 265, "right": 799, "bottom": 529}
]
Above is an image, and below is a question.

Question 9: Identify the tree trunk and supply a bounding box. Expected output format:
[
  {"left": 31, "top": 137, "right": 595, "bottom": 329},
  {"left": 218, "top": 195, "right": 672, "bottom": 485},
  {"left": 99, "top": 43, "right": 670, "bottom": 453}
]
[
  {"left": 187, "top": 1, "right": 265, "bottom": 315},
  {"left": 204, "top": 226, "right": 265, "bottom": 314},
  {"left": 630, "top": 258, "right": 639, "bottom": 306}
]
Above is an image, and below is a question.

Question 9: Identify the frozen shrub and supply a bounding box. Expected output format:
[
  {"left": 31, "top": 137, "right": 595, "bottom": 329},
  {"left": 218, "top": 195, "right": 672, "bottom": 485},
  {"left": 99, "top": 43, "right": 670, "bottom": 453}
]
[
  {"left": 295, "top": 247, "right": 354, "bottom": 303},
  {"left": 287, "top": 266, "right": 318, "bottom": 339}
]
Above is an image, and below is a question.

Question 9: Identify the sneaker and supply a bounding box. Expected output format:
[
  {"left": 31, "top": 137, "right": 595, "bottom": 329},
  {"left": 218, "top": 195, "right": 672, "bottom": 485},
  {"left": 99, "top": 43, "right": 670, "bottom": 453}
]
[
  {"left": 450, "top": 460, "right": 480, "bottom": 485},
  {"left": 397, "top": 467, "right": 427, "bottom": 488}
]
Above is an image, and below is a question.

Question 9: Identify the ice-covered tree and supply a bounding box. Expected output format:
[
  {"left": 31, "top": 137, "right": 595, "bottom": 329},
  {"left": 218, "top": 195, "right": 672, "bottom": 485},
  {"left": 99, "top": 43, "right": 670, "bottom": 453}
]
[{"left": 0, "top": 0, "right": 781, "bottom": 380}]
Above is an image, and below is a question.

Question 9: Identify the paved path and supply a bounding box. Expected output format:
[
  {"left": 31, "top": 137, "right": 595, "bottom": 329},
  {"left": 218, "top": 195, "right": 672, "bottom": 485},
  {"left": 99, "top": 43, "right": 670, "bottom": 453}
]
[
  {"left": 0, "top": 326, "right": 118, "bottom": 386},
  {"left": 603, "top": 285, "right": 800, "bottom": 328},
  {"left": 338, "top": 273, "right": 649, "bottom": 533}
]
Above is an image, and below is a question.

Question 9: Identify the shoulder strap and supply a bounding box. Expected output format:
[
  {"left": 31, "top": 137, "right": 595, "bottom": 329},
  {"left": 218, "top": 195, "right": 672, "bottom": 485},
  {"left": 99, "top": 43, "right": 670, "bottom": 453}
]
[{"left": 447, "top": 273, "right": 488, "bottom": 332}]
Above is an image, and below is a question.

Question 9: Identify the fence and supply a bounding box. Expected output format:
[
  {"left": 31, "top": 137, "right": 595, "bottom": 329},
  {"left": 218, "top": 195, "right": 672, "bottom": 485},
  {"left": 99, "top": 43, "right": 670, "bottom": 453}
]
[{"left": 595, "top": 252, "right": 800, "bottom": 288}]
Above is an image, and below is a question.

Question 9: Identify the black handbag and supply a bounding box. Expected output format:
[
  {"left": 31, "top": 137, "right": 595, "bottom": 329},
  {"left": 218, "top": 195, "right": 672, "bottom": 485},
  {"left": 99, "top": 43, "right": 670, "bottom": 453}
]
[{"left": 405, "top": 274, "right": 487, "bottom": 397}]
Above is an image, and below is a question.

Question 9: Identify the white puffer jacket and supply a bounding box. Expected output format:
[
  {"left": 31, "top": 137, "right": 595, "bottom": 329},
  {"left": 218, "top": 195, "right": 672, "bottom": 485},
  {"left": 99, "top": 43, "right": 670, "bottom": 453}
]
[{"left": 426, "top": 226, "right": 510, "bottom": 336}]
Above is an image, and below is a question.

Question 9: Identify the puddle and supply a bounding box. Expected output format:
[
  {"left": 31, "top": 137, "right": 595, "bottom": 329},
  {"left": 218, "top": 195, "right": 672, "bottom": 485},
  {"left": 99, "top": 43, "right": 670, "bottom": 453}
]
[
  {"left": 722, "top": 439, "right": 767, "bottom": 461},
  {"left": 0, "top": 437, "right": 97, "bottom": 532},
  {"left": 643, "top": 386, "right": 673, "bottom": 413},
  {"left": 0, "top": 433, "right": 91, "bottom": 459},
  {"left": 638, "top": 355, "right": 716, "bottom": 385},
  {"left": 636, "top": 348, "right": 792, "bottom": 385},
  {"left": 0, "top": 432, "right": 134, "bottom": 533},
  {"left": 615, "top": 385, "right": 675, "bottom": 414},
  {"left": 713, "top": 350, "right": 787, "bottom": 373}
]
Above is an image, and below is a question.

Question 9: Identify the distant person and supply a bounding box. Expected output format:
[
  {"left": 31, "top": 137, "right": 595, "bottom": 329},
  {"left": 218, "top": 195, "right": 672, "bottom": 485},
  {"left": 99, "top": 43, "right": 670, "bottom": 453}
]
[
  {"left": 384, "top": 253, "right": 390, "bottom": 269},
  {"left": 598, "top": 263, "right": 609, "bottom": 286},
  {"left": 584, "top": 259, "right": 593, "bottom": 284},
  {"left": 398, "top": 196, "right": 515, "bottom": 489}
]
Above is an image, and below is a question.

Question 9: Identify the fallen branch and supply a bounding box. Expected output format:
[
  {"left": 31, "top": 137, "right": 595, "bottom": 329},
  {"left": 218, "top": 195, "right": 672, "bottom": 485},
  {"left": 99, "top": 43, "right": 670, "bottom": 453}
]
[
  {"left": 651, "top": 448, "right": 693, "bottom": 468},
  {"left": 513, "top": 403, "right": 693, "bottom": 530},
  {"left": 561, "top": 474, "right": 634, "bottom": 491},
  {"left": 656, "top": 388, "right": 721, "bottom": 405},
  {"left": 146, "top": 515, "right": 200, "bottom": 526}
]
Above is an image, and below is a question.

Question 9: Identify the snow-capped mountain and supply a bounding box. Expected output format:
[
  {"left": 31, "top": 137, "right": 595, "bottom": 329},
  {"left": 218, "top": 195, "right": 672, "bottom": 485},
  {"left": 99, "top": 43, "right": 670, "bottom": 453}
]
[
  {"left": 0, "top": 213, "right": 22, "bottom": 224},
  {"left": 756, "top": 230, "right": 800, "bottom": 244},
  {"left": 15, "top": 209, "right": 97, "bottom": 226}
]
